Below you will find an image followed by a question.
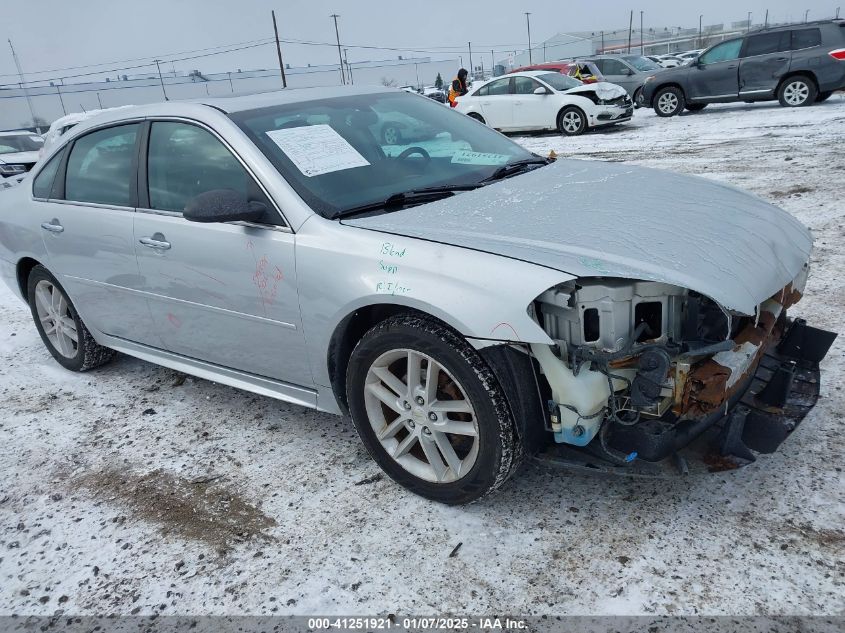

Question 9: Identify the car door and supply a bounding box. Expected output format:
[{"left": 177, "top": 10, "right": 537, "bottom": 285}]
[
  {"left": 37, "top": 122, "right": 151, "bottom": 341},
  {"left": 133, "top": 119, "right": 312, "bottom": 389},
  {"left": 688, "top": 39, "right": 743, "bottom": 100},
  {"left": 596, "top": 58, "right": 638, "bottom": 94},
  {"left": 739, "top": 31, "right": 792, "bottom": 96},
  {"left": 511, "top": 76, "right": 551, "bottom": 130},
  {"left": 476, "top": 77, "right": 514, "bottom": 129}
]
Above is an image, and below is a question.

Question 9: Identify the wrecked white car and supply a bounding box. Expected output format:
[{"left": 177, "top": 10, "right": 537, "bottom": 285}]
[{"left": 0, "top": 87, "right": 835, "bottom": 504}]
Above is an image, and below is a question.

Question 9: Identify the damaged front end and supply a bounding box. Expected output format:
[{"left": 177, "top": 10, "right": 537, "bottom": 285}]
[{"left": 529, "top": 275, "right": 836, "bottom": 472}]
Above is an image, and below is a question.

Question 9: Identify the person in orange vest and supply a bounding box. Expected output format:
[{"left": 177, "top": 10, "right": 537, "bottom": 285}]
[{"left": 448, "top": 68, "right": 469, "bottom": 107}]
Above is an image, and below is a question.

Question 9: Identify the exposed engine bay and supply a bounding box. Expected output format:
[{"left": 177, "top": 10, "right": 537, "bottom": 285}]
[{"left": 529, "top": 275, "right": 836, "bottom": 469}]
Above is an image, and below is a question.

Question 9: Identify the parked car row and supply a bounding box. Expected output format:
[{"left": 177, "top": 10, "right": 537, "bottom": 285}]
[{"left": 0, "top": 131, "right": 43, "bottom": 189}]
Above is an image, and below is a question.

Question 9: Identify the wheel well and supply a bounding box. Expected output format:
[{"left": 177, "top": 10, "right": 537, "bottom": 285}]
[
  {"left": 327, "top": 304, "right": 430, "bottom": 414},
  {"left": 467, "top": 112, "right": 485, "bottom": 123},
  {"left": 653, "top": 82, "right": 686, "bottom": 101},
  {"left": 557, "top": 104, "right": 586, "bottom": 124},
  {"left": 777, "top": 71, "right": 819, "bottom": 93},
  {"left": 16, "top": 257, "right": 40, "bottom": 304}
]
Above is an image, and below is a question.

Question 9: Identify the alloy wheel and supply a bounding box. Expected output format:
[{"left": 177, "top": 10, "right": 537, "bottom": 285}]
[
  {"left": 561, "top": 111, "right": 583, "bottom": 134},
  {"left": 658, "top": 92, "right": 679, "bottom": 114},
  {"left": 34, "top": 279, "right": 78, "bottom": 359},
  {"left": 363, "top": 349, "right": 479, "bottom": 483},
  {"left": 383, "top": 126, "right": 400, "bottom": 145},
  {"left": 783, "top": 81, "right": 810, "bottom": 106}
]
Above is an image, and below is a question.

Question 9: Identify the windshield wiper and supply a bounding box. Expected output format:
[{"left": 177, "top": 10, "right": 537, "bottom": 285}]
[
  {"left": 481, "top": 157, "right": 551, "bottom": 183},
  {"left": 333, "top": 184, "right": 479, "bottom": 220}
]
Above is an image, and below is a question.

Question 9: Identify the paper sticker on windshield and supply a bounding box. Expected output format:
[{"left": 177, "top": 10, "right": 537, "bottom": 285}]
[
  {"left": 450, "top": 150, "right": 510, "bottom": 166},
  {"left": 266, "top": 124, "right": 370, "bottom": 177}
]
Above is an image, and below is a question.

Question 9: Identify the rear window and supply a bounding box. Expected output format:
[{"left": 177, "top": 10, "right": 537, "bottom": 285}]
[
  {"left": 744, "top": 31, "right": 791, "bottom": 56},
  {"left": 791, "top": 28, "right": 821, "bottom": 49}
]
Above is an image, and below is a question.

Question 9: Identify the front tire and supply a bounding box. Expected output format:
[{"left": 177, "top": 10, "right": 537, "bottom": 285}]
[
  {"left": 346, "top": 314, "right": 522, "bottom": 504},
  {"left": 467, "top": 112, "right": 486, "bottom": 125},
  {"left": 557, "top": 106, "right": 587, "bottom": 136},
  {"left": 685, "top": 103, "right": 707, "bottom": 112},
  {"left": 653, "top": 86, "right": 685, "bottom": 117},
  {"left": 816, "top": 91, "right": 833, "bottom": 103},
  {"left": 633, "top": 87, "right": 644, "bottom": 109},
  {"left": 27, "top": 265, "right": 116, "bottom": 372},
  {"left": 778, "top": 76, "right": 817, "bottom": 107}
]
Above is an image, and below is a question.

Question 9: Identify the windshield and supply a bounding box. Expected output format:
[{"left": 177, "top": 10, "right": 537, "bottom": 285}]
[
  {"left": 0, "top": 134, "right": 43, "bottom": 154},
  {"left": 231, "top": 91, "right": 536, "bottom": 218},
  {"left": 538, "top": 73, "right": 582, "bottom": 91},
  {"left": 622, "top": 55, "right": 662, "bottom": 72}
]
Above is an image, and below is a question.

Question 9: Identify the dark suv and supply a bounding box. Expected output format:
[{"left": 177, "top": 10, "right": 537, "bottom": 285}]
[{"left": 642, "top": 20, "right": 845, "bottom": 116}]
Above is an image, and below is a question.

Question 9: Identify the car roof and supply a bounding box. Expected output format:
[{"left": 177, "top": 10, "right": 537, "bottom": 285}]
[
  {"left": 753, "top": 18, "right": 844, "bottom": 33},
  {"left": 200, "top": 85, "right": 393, "bottom": 113}
]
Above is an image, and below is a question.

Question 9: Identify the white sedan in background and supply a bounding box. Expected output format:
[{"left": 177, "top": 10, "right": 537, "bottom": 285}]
[{"left": 455, "top": 71, "right": 633, "bottom": 136}]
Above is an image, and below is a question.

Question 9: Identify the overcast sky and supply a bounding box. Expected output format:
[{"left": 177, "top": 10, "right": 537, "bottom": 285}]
[{"left": 2, "top": 0, "right": 840, "bottom": 83}]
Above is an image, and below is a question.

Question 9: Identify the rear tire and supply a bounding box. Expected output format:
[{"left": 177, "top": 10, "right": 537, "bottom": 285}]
[
  {"left": 27, "top": 265, "right": 116, "bottom": 372},
  {"left": 653, "top": 86, "right": 685, "bottom": 117},
  {"left": 685, "top": 103, "right": 707, "bottom": 112},
  {"left": 381, "top": 124, "right": 402, "bottom": 145},
  {"left": 778, "top": 76, "right": 817, "bottom": 107},
  {"left": 557, "top": 106, "right": 587, "bottom": 136},
  {"left": 346, "top": 314, "right": 522, "bottom": 504}
]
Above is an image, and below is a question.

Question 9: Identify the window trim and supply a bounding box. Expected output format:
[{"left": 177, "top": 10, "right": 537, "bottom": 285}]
[
  {"left": 59, "top": 119, "right": 144, "bottom": 210},
  {"left": 138, "top": 116, "right": 292, "bottom": 233}
]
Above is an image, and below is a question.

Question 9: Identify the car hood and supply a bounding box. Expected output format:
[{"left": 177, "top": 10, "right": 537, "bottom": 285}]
[
  {"left": 342, "top": 159, "right": 813, "bottom": 315},
  {"left": 0, "top": 150, "right": 39, "bottom": 165},
  {"left": 564, "top": 82, "right": 627, "bottom": 99}
]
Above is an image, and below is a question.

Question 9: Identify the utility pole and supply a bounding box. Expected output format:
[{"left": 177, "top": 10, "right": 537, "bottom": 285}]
[
  {"left": 747, "top": 12, "right": 752, "bottom": 31},
  {"left": 272, "top": 10, "right": 288, "bottom": 88},
  {"left": 764, "top": 9, "right": 769, "bottom": 26},
  {"left": 154, "top": 59, "right": 168, "bottom": 101},
  {"left": 640, "top": 11, "right": 644, "bottom": 54},
  {"left": 468, "top": 42, "right": 473, "bottom": 77},
  {"left": 699, "top": 15, "right": 703, "bottom": 48},
  {"left": 227, "top": 71, "right": 234, "bottom": 92},
  {"left": 55, "top": 84, "right": 66, "bottom": 115},
  {"left": 8, "top": 39, "right": 39, "bottom": 132},
  {"left": 627, "top": 11, "right": 633, "bottom": 53},
  {"left": 543, "top": 42, "right": 547, "bottom": 62},
  {"left": 96, "top": 92, "right": 103, "bottom": 109},
  {"left": 804, "top": 9, "right": 809, "bottom": 22},
  {"left": 525, "top": 12, "right": 532, "bottom": 64},
  {"left": 330, "top": 14, "right": 345, "bottom": 85},
  {"left": 344, "top": 48, "right": 353, "bottom": 85},
  {"left": 491, "top": 50, "right": 495, "bottom": 74},
  {"left": 601, "top": 30, "right": 605, "bottom": 53},
  {"left": 836, "top": 7, "right": 841, "bottom": 19}
]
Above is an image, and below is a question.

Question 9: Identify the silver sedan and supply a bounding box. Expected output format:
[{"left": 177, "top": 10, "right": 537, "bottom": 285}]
[{"left": 0, "top": 86, "right": 835, "bottom": 503}]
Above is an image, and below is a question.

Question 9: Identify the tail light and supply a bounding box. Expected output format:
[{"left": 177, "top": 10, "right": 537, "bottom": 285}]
[{"left": 829, "top": 48, "right": 845, "bottom": 60}]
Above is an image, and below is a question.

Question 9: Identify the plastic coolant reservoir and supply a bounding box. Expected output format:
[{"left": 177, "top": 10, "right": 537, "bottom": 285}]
[{"left": 530, "top": 343, "right": 617, "bottom": 447}]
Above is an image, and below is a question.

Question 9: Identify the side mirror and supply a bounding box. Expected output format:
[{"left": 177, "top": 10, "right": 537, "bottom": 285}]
[
  {"left": 625, "top": 68, "right": 635, "bottom": 76},
  {"left": 183, "top": 189, "right": 268, "bottom": 224},
  {"left": 533, "top": 86, "right": 549, "bottom": 95}
]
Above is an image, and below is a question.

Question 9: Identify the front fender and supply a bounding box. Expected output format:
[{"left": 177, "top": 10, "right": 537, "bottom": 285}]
[{"left": 295, "top": 217, "right": 573, "bottom": 388}]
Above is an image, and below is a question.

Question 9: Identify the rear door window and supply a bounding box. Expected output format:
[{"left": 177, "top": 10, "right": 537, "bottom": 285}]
[
  {"left": 65, "top": 123, "right": 139, "bottom": 207},
  {"left": 791, "top": 28, "right": 822, "bottom": 50},
  {"left": 513, "top": 76, "right": 541, "bottom": 94},
  {"left": 743, "top": 31, "right": 791, "bottom": 56}
]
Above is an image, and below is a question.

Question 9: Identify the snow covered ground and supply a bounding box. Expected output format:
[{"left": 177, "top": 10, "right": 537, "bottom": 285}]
[{"left": 1, "top": 98, "right": 843, "bottom": 617}]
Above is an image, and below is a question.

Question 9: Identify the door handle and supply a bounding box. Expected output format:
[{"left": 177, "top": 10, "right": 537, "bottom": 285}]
[
  {"left": 139, "top": 236, "right": 171, "bottom": 250},
  {"left": 40, "top": 220, "right": 64, "bottom": 234}
]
